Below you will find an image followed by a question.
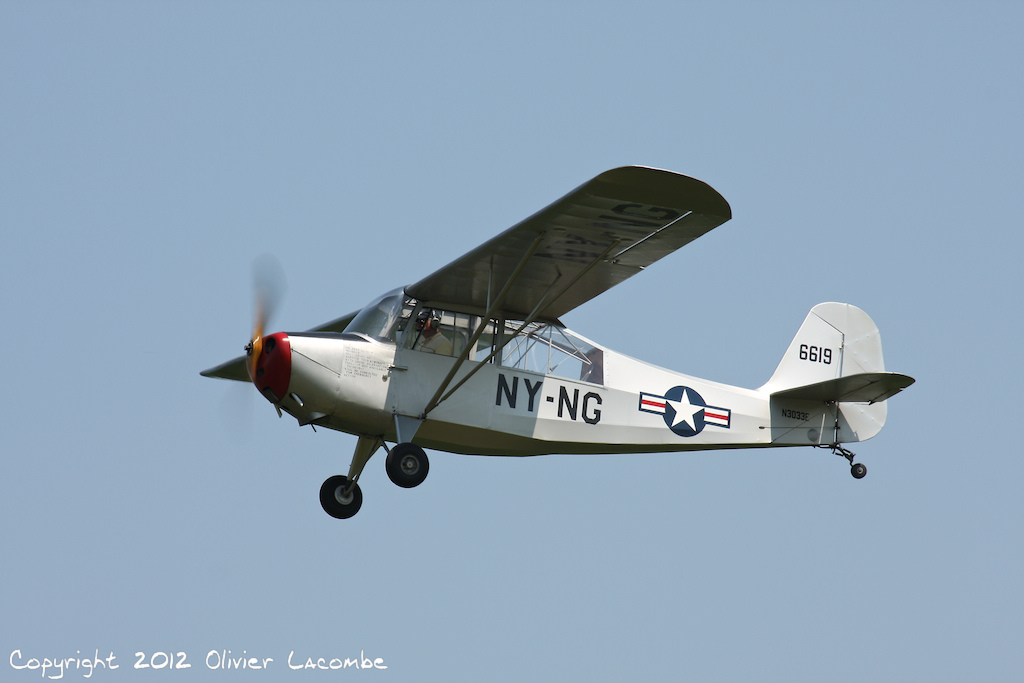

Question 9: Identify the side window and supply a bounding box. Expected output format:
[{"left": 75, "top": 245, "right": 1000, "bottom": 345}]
[
  {"left": 500, "top": 322, "right": 604, "bottom": 384},
  {"left": 471, "top": 319, "right": 498, "bottom": 362},
  {"left": 579, "top": 346, "right": 604, "bottom": 384},
  {"left": 406, "top": 310, "right": 453, "bottom": 356},
  {"left": 399, "top": 310, "right": 603, "bottom": 382},
  {"left": 405, "top": 309, "right": 483, "bottom": 358}
]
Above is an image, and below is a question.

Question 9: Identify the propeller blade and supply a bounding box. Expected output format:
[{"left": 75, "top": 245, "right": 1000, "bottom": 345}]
[{"left": 246, "top": 254, "right": 287, "bottom": 381}]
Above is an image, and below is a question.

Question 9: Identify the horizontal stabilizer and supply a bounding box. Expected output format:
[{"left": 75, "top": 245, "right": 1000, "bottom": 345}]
[{"left": 771, "top": 372, "right": 915, "bottom": 404}]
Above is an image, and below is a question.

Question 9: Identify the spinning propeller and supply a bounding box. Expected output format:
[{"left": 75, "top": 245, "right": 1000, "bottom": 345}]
[{"left": 244, "top": 255, "right": 287, "bottom": 383}]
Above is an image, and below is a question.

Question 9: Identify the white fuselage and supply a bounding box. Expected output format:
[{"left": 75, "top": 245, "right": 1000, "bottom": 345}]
[{"left": 276, "top": 331, "right": 880, "bottom": 457}]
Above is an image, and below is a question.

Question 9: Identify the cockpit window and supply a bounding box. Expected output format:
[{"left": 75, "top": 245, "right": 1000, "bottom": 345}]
[
  {"left": 343, "top": 288, "right": 416, "bottom": 341},
  {"left": 501, "top": 321, "right": 604, "bottom": 384},
  {"left": 348, "top": 290, "right": 604, "bottom": 383},
  {"left": 403, "top": 309, "right": 485, "bottom": 358}
]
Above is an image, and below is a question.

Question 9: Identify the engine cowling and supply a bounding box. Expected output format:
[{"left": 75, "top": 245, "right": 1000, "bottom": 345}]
[{"left": 248, "top": 332, "right": 291, "bottom": 404}]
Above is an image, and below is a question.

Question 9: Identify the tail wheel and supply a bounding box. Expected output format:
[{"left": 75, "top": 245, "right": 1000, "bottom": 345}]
[
  {"left": 827, "top": 444, "right": 867, "bottom": 480},
  {"left": 386, "top": 443, "right": 430, "bottom": 488},
  {"left": 320, "top": 475, "right": 362, "bottom": 519}
]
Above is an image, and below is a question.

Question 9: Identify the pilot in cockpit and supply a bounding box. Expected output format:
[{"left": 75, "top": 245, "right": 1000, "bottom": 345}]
[{"left": 412, "top": 309, "right": 454, "bottom": 356}]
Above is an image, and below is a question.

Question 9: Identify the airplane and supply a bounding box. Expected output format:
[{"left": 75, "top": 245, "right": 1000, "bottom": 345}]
[{"left": 201, "top": 166, "right": 915, "bottom": 519}]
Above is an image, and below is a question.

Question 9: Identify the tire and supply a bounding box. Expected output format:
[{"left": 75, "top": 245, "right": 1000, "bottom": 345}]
[
  {"left": 320, "top": 475, "right": 362, "bottom": 519},
  {"left": 851, "top": 462, "right": 867, "bottom": 479},
  {"left": 386, "top": 443, "right": 430, "bottom": 488}
]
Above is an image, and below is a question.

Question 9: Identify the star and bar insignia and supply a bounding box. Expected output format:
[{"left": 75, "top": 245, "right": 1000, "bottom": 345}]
[{"left": 639, "top": 386, "right": 731, "bottom": 437}]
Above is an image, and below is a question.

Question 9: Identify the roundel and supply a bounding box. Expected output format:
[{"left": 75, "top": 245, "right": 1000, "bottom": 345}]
[{"left": 662, "top": 385, "right": 708, "bottom": 437}]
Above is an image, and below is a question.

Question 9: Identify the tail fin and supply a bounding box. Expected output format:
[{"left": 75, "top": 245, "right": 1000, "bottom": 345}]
[
  {"left": 762, "top": 302, "right": 914, "bottom": 446},
  {"left": 760, "top": 302, "right": 912, "bottom": 398}
]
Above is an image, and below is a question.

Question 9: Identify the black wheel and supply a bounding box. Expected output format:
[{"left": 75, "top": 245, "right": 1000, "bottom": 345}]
[
  {"left": 851, "top": 462, "right": 867, "bottom": 479},
  {"left": 386, "top": 443, "right": 429, "bottom": 488},
  {"left": 320, "top": 475, "right": 362, "bottom": 519}
]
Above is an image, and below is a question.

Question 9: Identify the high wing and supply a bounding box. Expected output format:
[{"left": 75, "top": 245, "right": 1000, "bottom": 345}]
[
  {"left": 202, "top": 166, "right": 730, "bottom": 382},
  {"left": 408, "top": 165, "right": 731, "bottom": 320}
]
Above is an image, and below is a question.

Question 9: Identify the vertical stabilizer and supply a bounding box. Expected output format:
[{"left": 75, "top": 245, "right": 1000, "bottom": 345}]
[
  {"left": 761, "top": 303, "right": 912, "bottom": 448},
  {"left": 760, "top": 302, "right": 886, "bottom": 394}
]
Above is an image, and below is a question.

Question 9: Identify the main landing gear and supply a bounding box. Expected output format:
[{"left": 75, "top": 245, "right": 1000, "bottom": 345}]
[
  {"left": 385, "top": 442, "right": 429, "bottom": 488},
  {"left": 318, "top": 437, "right": 430, "bottom": 519},
  {"left": 826, "top": 444, "right": 867, "bottom": 479},
  {"left": 320, "top": 476, "right": 362, "bottom": 519}
]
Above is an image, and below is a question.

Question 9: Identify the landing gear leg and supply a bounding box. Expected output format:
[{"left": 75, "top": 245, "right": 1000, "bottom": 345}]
[
  {"left": 346, "top": 435, "right": 383, "bottom": 485},
  {"left": 319, "top": 435, "right": 383, "bottom": 519},
  {"left": 823, "top": 402, "right": 866, "bottom": 479}
]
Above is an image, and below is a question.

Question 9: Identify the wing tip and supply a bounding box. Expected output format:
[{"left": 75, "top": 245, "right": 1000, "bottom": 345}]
[{"left": 596, "top": 165, "right": 732, "bottom": 219}]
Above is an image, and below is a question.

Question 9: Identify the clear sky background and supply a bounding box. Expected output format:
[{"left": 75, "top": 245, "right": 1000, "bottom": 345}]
[{"left": 2, "top": 2, "right": 1022, "bottom": 681}]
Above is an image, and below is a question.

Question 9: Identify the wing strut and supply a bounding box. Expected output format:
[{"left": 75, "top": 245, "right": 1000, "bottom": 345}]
[
  {"left": 421, "top": 238, "right": 623, "bottom": 417},
  {"left": 609, "top": 210, "right": 693, "bottom": 262},
  {"left": 418, "top": 233, "right": 545, "bottom": 417}
]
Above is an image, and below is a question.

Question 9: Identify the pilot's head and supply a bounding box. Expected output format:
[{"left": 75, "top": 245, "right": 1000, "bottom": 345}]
[{"left": 416, "top": 310, "right": 440, "bottom": 335}]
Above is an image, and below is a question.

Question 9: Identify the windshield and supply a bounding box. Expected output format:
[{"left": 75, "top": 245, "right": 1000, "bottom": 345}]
[{"left": 343, "top": 288, "right": 415, "bottom": 341}]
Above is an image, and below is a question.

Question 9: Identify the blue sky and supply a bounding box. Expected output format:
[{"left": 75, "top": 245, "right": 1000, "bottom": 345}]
[{"left": 2, "top": 2, "right": 1022, "bottom": 681}]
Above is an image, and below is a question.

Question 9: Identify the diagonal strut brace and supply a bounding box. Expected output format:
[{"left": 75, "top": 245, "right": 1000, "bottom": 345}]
[
  {"left": 418, "top": 232, "right": 545, "bottom": 417},
  {"left": 421, "top": 238, "right": 623, "bottom": 416}
]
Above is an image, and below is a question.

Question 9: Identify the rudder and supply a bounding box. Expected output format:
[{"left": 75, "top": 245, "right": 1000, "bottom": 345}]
[
  {"left": 760, "top": 302, "right": 886, "bottom": 394},
  {"left": 761, "top": 302, "right": 914, "bottom": 448}
]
